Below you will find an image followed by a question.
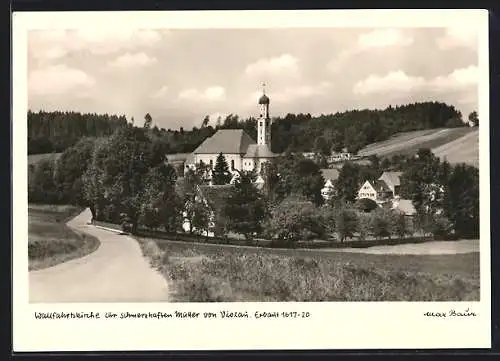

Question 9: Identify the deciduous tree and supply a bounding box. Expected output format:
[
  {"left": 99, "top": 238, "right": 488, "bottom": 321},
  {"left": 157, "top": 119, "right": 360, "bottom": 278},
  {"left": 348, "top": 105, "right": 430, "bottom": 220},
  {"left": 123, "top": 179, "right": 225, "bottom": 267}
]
[{"left": 224, "top": 171, "right": 267, "bottom": 243}]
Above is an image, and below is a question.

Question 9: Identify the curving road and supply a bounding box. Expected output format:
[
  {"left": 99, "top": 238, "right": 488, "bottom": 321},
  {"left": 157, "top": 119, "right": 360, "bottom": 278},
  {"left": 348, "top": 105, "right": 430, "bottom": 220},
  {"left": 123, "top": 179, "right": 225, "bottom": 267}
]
[{"left": 29, "top": 209, "right": 170, "bottom": 303}]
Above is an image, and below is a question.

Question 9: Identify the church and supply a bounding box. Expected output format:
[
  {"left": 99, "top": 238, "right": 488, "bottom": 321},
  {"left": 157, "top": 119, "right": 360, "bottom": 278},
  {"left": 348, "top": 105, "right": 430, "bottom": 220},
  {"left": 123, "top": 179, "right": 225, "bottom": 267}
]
[{"left": 185, "top": 86, "right": 280, "bottom": 179}]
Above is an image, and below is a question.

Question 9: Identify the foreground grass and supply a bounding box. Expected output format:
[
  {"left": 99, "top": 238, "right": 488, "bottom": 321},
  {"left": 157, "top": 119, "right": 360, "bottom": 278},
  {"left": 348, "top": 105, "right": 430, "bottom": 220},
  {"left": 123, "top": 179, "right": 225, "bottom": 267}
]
[
  {"left": 135, "top": 237, "right": 479, "bottom": 302},
  {"left": 28, "top": 204, "right": 100, "bottom": 271}
]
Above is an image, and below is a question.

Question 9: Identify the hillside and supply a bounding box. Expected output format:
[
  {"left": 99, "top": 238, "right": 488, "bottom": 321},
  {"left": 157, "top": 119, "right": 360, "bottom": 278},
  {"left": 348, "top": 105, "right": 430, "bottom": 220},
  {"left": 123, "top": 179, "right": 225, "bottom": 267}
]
[
  {"left": 432, "top": 129, "right": 479, "bottom": 167},
  {"left": 358, "top": 127, "right": 477, "bottom": 162}
]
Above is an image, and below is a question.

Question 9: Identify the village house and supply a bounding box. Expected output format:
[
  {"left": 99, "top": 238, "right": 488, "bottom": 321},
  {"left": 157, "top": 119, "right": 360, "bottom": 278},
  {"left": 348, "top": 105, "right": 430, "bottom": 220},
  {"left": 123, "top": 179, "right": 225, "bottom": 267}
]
[
  {"left": 378, "top": 171, "right": 402, "bottom": 198},
  {"left": 357, "top": 171, "right": 417, "bottom": 216},
  {"left": 357, "top": 171, "right": 403, "bottom": 202},
  {"left": 320, "top": 168, "right": 340, "bottom": 201},
  {"left": 357, "top": 179, "right": 393, "bottom": 204},
  {"left": 328, "top": 149, "right": 356, "bottom": 164}
]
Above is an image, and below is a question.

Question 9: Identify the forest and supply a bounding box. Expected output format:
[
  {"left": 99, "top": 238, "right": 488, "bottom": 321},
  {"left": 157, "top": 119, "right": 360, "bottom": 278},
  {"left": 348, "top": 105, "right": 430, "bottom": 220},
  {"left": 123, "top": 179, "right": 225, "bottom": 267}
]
[{"left": 28, "top": 101, "right": 465, "bottom": 155}]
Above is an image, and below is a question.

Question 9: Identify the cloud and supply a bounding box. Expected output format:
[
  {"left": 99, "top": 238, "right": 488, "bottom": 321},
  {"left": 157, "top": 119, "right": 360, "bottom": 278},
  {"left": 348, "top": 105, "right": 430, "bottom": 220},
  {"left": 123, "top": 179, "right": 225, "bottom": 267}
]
[
  {"left": 150, "top": 85, "right": 169, "bottom": 99},
  {"left": 244, "top": 54, "right": 300, "bottom": 78},
  {"left": 107, "top": 52, "right": 157, "bottom": 69},
  {"left": 353, "top": 66, "right": 478, "bottom": 95},
  {"left": 29, "top": 64, "right": 95, "bottom": 95},
  {"left": 178, "top": 86, "right": 226, "bottom": 102},
  {"left": 436, "top": 27, "right": 477, "bottom": 50},
  {"left": 328, "top": 29, "right": 413, "bottom": 73},
  {"left": 358, "top": 29, "right": 414, "bottom": 49},
  {"left": 430, "top": 65, "right": 479, "bottom": 91},
  {"left": 353, "top": 71, "right": 426, "bottom": 95},
  {"left": 29, "top": 29, "right": 164, "bottom": 60}
]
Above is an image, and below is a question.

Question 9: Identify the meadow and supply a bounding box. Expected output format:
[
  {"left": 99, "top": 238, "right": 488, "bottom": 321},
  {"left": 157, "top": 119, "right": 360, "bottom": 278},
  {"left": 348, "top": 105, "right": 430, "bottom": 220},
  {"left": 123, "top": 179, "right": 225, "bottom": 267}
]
[
  {"left": 136, "top": 237, "right": 480, "bottom": 302},
  {"left": 28, "top": 204, "right": 100, "bottom": 270},
  {"left": 432, "top": 129, "right": 479, "bottom": 168},
  {"left": 358, "top": 127, "right": 476, "bottom": 161}
]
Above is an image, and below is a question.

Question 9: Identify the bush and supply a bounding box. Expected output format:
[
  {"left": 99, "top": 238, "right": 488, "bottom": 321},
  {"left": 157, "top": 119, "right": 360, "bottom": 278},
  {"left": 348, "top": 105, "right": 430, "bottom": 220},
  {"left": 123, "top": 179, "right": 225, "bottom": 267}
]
[
  {"left": 370, "top": 208, "right": 393, "bottom": 240},
  {"left": 430, "top": 214, "right": 453, "bottom": 239},
  {"left": 265, "top": 197, "right": 326, "bottom": 246},
  {"left": 355, "top": 198, "right": 378, "bottom": 212}
]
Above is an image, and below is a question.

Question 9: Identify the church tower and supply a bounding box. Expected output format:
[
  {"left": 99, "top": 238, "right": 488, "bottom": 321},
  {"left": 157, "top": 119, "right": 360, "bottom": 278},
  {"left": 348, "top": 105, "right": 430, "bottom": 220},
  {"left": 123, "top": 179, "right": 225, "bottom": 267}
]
[{"left": 257, "top": 83, "right": 271, "bottom": 145}]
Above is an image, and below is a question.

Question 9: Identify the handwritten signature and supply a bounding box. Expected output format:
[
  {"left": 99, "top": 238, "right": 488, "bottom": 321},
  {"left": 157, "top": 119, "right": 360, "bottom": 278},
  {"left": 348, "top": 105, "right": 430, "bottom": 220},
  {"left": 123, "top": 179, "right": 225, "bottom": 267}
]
[{"left": 424, "top": 308, "right": 477, "bottom": 318}]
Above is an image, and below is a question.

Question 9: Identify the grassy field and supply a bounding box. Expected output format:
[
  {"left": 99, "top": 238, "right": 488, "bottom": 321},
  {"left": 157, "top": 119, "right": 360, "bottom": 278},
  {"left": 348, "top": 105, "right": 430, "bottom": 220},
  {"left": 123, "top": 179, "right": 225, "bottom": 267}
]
[
  {"left": 358, "top": 127, "right": 476, "bottom": 161},
  {"left": 432, "top": 129, "right": 479, "bottom": 167},
  {"left": 136, "top": 237, "right": 479, "bottom": 302},
  {"left": 28, "top": 204, "right": 100, "bottom": 271},
  {"left": 28, "top": 153, "right": 62, "bottom": 166}
]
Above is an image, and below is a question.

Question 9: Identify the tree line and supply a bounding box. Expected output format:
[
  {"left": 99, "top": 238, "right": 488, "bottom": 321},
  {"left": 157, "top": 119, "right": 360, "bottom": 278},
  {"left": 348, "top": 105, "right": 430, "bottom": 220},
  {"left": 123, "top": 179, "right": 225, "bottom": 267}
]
[
  {"left": 28, "top": 114, "right": 478, "bottom": 245},
  {"left": 28, "top": 101, "right": 468, "bottom": 155},
  {"left": 28, "top": 110, "right": 128, "bottom": 154}
]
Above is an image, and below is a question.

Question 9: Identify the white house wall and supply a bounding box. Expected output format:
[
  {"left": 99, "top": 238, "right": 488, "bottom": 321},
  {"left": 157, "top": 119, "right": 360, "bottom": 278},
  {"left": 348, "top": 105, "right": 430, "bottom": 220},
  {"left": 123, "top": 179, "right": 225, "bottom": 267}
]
[
  {"left": 358, "top": 181, "right": 377, "bottom": 201},
  {"left": 195, "top": 153, "right": 243, "bottom": 172}
]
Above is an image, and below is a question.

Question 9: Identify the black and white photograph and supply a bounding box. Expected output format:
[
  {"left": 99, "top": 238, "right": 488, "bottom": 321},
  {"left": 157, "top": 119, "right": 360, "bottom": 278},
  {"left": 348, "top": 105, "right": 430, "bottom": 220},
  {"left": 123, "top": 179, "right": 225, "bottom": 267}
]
[{"left": 13, "top": 9, "right": 491, "bottom": 351}]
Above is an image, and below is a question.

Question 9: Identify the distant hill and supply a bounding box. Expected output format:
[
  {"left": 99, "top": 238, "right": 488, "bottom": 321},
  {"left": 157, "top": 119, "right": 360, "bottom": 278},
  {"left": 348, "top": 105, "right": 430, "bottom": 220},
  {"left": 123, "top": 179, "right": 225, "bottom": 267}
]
[
  {"left": 358, "top": 127, "right": 477, "bottom": 163},
  {"left": 432, "top": 129, "right": 479, "bottom": 167}
]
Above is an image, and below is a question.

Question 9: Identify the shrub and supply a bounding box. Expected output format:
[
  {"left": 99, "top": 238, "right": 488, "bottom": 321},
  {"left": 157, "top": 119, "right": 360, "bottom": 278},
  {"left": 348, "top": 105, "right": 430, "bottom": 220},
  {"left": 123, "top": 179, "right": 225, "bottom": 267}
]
[
  {"left": 265, "top": 197, "right": 326, "bottom": 246},
  {"left": 370, "top": 208, "right": 393, "bottom": 240},
  {"left": 355, "top": 198, "right": 378, "bottom": 212}
]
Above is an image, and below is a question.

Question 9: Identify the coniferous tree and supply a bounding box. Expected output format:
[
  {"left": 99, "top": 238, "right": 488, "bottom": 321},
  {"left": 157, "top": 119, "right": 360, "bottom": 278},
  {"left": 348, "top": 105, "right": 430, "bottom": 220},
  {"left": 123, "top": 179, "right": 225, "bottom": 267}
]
[
  {"left": 143, "top": 113, "right": 153, "bottom": 129},
  {"left": 212, "top": 153, "right": 232, "bottom": 185},
  {"left": 334, "top": 162, "right": 361, "bottom": 204}
]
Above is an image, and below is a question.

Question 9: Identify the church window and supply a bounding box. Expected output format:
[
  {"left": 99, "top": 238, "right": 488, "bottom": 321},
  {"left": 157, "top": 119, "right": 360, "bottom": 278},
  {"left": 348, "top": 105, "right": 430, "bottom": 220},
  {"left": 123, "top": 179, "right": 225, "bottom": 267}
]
[
  {"left": 231, "top": 159, "right": 235, "bottom": 170},
  {"left": 209, "top": 159, "right": 213, "bottom": 169},
  {"left": 260, "top": 122, "right": 263, "bottom": 126}
]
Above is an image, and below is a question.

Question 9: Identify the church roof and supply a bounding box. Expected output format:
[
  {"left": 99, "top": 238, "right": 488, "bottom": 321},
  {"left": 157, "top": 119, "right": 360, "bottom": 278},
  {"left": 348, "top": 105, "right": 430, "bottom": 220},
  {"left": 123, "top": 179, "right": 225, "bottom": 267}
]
[
  {"left": 243, "top": 144, "right": 278, "bottom": 158},
  {"left": 192, "top": 129, "right": 256, "bottom": 155}
]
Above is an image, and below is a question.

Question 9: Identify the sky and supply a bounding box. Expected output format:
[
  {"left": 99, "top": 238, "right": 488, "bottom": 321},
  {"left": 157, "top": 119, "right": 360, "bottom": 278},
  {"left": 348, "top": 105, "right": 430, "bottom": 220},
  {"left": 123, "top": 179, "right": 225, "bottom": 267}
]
[{"left": 28, "top": 26, "right": 479, "bottom": 130}]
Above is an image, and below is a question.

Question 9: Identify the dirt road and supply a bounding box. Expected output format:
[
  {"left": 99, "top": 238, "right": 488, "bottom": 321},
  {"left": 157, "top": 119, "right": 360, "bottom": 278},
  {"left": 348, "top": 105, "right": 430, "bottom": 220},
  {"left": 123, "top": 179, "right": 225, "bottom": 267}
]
[{"left": 29, "top": 209, "right": 170, "bottom": 303}]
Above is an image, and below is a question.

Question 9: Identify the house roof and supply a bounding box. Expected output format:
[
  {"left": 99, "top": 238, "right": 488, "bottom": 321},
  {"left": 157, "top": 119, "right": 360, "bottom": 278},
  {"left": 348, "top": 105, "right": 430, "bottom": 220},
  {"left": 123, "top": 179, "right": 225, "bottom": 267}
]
[
  {"left": 198, "top": 184, "right": 234, "bottom": 212},
  {"left": 320, "top": 168, "right": 340, "bottom": 182},
  {"left": 243, "top": 144, "right": 278, "bottom": 158},
  {"left": 379, "top": 171, "right": 402, "bottom": 187},
  {"left": 166, "top": 153, "right": 190, "bottom": 163},
  {"left": 184, "top": 152, "right": 195, "bottom": 164},
  {"left": 193, "top": 129, "right": 256, "bottom": 155},
  {"left": 393, "top": 199, "right": 416, "bottom": 215},
  {"left": 369, "top": 179, "right": 392, "bottom": 193}
]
